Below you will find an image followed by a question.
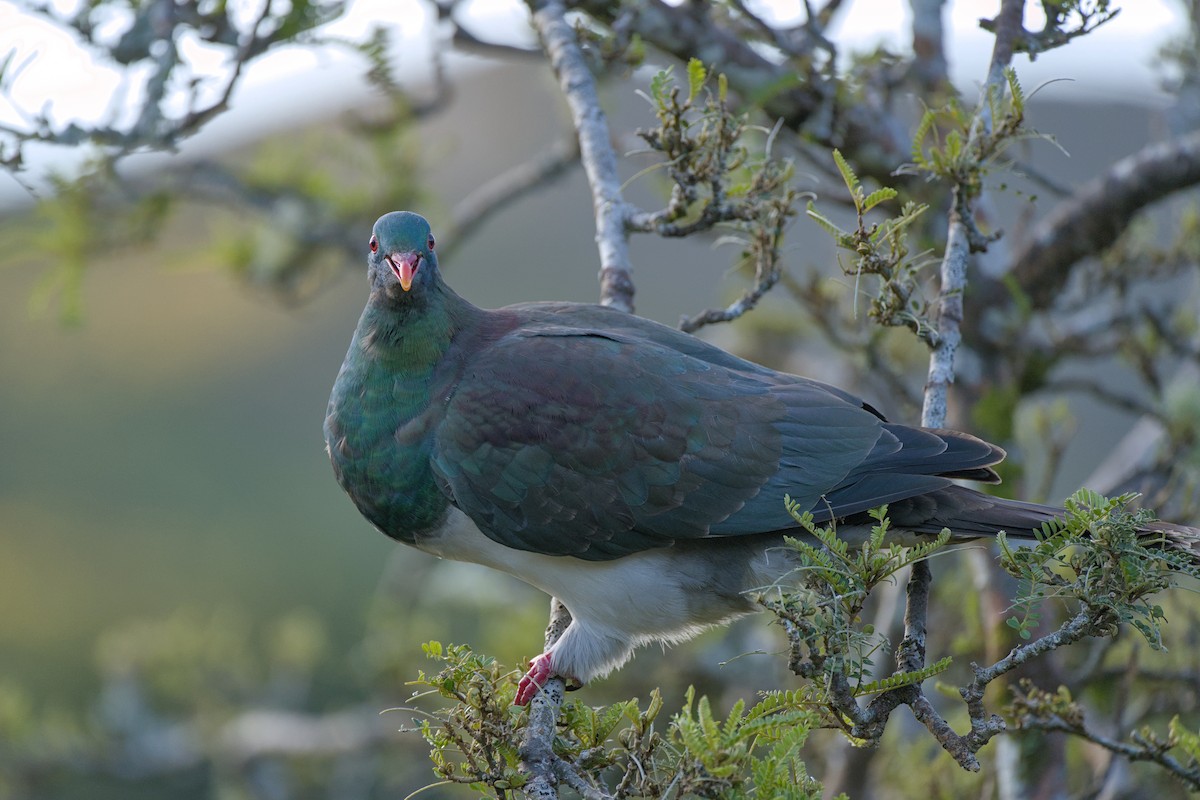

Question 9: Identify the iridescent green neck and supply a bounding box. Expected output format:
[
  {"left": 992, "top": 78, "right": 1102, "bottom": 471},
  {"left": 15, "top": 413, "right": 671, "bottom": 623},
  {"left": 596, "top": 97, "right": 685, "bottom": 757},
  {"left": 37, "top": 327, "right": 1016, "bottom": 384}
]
[
  {"left": 357, "top": 288, "right": 462, "bottom": 371},
  {"left": 326, "top": 285, "right": 480, "bottom": 541}
]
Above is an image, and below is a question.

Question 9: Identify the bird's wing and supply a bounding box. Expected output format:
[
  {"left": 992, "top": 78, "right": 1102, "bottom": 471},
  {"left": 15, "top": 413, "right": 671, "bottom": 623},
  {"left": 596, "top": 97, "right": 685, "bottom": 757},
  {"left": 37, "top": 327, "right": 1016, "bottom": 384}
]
[{"left": 429, "top": 325, "right": 908, "bottom": 560}]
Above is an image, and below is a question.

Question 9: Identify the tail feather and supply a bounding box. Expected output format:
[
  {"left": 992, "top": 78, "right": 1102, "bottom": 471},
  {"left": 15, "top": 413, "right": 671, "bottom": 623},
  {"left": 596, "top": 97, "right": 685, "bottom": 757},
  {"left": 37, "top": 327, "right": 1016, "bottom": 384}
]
[
  {"left": 1138, "top": 520, "right": 1200, "bottom": 568},
  {"left": 872, "top": 486, "right": 1200, "bottom": 570}
]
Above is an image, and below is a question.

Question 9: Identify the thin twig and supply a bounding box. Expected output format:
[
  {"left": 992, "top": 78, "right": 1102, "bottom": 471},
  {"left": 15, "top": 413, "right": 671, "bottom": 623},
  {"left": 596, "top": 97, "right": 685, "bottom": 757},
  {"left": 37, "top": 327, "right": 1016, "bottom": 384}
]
[
  {"left": 446, "top": 137, "right": 581, "bottom": 256},
  {"left": 1017, "top": 716, "right": 1200, "bottom": 789}
]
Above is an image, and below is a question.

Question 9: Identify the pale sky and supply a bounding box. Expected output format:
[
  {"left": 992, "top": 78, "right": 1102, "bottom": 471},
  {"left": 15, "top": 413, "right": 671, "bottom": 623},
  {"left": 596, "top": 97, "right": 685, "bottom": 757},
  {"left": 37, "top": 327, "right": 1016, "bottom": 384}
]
[{"left": 0, "top": 0, "right": 1186, "bottom": 204}]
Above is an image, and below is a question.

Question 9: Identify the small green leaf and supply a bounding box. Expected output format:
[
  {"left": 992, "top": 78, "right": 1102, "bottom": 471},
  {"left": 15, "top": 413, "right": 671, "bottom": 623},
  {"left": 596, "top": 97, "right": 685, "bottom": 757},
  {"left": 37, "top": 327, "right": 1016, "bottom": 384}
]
[
  {"left": 649, "top": 66, "right": 673, "bottom": 106},
  {"left": 805, "top": 202, "right": 849, "bottom": 238},
  {"left": 687, "top": 57, "right": 706, "bottom": 104},
  {"left": 831, "top": 149, "right": 861, "bottom": 205},
  {"left": 862, "top": 187, "right": 898, "bottom": 213},
  {"left": 1005, "top": 66, "right": 1025, "bottom": 113},
  {"left": 911, "top": 107, "right": 936, "bottom": 165}
]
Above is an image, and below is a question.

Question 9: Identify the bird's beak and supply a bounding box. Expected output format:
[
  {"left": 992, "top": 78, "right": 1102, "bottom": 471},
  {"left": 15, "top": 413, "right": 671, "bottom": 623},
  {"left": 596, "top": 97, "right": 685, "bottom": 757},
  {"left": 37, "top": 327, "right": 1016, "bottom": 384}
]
[{"left": 386, "top": 252, "right": 420, "bottom": 291}]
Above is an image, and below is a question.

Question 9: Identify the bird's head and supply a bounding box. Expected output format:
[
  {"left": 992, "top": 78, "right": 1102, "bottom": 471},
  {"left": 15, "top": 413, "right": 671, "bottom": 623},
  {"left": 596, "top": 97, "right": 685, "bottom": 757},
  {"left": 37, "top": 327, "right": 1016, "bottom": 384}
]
[{"left": 368, "top": 211, "right": 439, "bottom": 298}]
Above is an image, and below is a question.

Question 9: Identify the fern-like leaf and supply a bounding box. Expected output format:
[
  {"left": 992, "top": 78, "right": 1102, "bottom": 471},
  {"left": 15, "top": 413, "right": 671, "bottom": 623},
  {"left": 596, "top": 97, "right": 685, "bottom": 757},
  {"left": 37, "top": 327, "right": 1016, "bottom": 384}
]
[
  {"left": 862, "top": 187, "right": 898, "bottom": 213},
  {"left": 910, "top": 107, "right": 936, "bottom": 165},
  {"left": 853, "top": 656, "right": 954, "bottom": 696},
  {"left": 831, "top": 149, "right": 861, "bottom": 206},
  {"left": 805, "top": 201, "right": 848, "bottom": 238}
]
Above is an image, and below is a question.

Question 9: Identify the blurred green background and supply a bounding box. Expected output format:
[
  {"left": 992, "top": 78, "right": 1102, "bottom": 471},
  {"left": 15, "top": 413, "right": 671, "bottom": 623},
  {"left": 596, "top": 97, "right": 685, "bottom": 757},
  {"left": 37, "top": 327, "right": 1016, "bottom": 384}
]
[
  {"left": 0, "top": 59, "right": 797, "bottom": 796},
  {"left": 1, "top": 7, "right": 1197, "bottom": 796}
]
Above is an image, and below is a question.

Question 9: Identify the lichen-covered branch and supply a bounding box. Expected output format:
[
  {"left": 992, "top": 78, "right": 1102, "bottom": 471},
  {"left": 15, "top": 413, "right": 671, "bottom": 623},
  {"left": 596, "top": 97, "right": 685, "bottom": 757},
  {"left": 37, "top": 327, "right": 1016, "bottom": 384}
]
[
  {"left": 920, "top": 0, "right": 1023, "bottom": 429},
  {"left": 1008, "top": 683, "right": 1200, "bottom": 790},
  {"left": 528, "top": 0, "right": 637, "bottom": 312},
  {"left": 519, "top": 599, "right": 576, "bottom": 799}
]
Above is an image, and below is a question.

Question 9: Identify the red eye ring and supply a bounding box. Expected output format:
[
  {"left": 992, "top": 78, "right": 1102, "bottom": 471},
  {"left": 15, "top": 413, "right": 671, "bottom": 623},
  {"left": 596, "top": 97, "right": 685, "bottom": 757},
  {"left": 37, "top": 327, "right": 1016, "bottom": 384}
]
[
  {"left": 369, "top": 235, "right": 378, "bottom": 253},
  {"left": 427, "top": 235, "right": 435, "bottom": 251}
]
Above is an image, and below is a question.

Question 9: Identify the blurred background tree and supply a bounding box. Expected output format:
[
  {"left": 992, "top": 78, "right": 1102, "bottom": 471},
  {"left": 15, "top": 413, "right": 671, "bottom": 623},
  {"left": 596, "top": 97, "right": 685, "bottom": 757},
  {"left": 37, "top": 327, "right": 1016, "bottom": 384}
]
[{"left": 1, "top": 0, "right": 1199, "bottom": 797}]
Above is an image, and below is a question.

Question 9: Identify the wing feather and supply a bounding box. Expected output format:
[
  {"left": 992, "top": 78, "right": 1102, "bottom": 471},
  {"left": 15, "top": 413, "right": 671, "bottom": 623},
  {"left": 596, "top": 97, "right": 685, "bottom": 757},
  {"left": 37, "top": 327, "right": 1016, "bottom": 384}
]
[{"left": 430, "top": 311, "right": 1005, "bottom": 560}]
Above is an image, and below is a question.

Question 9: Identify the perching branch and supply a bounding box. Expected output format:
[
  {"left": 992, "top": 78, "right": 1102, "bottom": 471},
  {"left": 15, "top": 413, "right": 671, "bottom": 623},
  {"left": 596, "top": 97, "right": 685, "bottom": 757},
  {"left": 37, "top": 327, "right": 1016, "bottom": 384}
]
[{"left": 519, "top": 598, "right": 582, "bottom": 800}]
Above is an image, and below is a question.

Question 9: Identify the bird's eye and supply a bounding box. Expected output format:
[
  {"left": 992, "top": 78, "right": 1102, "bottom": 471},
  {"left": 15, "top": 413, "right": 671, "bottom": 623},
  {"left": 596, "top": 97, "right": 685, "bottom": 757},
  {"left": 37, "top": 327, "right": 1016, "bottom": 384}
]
[
  {"left": 427, "top": 234, "right": 435, "bottom": 251},
  {"left": 369, "top": 235, "right": 378, "bottom": 253}
]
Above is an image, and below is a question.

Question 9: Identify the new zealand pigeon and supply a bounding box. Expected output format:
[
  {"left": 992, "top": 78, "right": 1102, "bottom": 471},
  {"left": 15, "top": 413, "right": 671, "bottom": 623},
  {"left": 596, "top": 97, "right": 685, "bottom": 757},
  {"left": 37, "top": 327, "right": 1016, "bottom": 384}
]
[{"left": 325, "top": 211, "right": 1198, "bottom": 706}]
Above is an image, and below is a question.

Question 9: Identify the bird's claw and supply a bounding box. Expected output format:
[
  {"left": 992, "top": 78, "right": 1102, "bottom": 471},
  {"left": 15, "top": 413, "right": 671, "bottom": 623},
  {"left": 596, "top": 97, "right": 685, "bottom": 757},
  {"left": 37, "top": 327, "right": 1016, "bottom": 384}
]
[{"left": 515, "top": 652, "right": 556, "bottom": 706}]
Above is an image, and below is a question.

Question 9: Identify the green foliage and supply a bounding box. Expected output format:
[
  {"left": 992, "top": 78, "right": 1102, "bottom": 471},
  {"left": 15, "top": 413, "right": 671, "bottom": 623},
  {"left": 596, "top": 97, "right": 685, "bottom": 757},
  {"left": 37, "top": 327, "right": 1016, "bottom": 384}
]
[
  {"left": 1167, "top": 716, "right": 1200, "bottom": 768},
  {"left": 1008, "top": 679, "right": 1085, "bottom": 729},
  {"left": 406, "top": 641, "right": 527, "bottom": 792},
  {"left": 853, "top": 656, "right": 953, "bottom": 696},
  {"left": 405, "top": 643, "right": 840, "bottom": 799},
  {"left": 29, "top": 160, "right": 172, "bottom": 323},
  {"left": 908, "top": 68, "right": 1034, "bottom": 193},
  {"left": 996, "top": 489, "right": 1194, "bottom": 651},
  {"left": 666, "top": 687, "right": 833, "bottom": 800},
  {"left": 640, "top": 58, "right": 796, "bottom": 219},
  {"left": 754, "top": 489, "right": 1200, "bottom": 778},
  {"left": 762, "top": 503, "right": 951, "bottom": 709},
  {"left": 637, "top": 58, "right": 800, "bottom": 331},
  {"left": 687, "top": 58, "right": 707, "bottom": 105},
  {"left": 805, "top": 151, "right": 935, "bottom": 344}
]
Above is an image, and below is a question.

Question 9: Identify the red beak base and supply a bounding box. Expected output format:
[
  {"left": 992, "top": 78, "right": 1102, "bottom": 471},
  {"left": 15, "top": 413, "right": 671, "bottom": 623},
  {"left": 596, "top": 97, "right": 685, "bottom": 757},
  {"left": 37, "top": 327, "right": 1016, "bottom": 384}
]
[{"left": 388, "top": 252, "right": 420, "bottom": 291}]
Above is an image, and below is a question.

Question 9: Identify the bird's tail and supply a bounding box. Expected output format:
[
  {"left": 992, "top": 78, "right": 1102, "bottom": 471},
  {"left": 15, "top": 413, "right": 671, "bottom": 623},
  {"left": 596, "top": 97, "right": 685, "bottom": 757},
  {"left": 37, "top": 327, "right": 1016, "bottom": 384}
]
[
  {"left": 887, "top": 486, "right": 1200, "bottom": 571},
  {"left": 1135, "top": 520, "right": 1200, "bottom": 570}
]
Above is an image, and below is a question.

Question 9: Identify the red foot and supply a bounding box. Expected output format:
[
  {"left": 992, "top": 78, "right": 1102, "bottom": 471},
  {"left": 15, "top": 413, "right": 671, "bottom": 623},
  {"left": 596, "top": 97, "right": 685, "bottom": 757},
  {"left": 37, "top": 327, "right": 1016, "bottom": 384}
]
[{"left": 515, "top": 652, "right": 555, "bottom": 706}]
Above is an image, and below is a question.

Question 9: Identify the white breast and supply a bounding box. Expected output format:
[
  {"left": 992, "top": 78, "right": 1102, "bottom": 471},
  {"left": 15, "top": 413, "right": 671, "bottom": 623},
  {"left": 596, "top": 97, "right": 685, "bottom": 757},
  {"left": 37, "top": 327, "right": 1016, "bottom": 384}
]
[{"left": 411, "top": 507, "right": 793, "bottom": 683}]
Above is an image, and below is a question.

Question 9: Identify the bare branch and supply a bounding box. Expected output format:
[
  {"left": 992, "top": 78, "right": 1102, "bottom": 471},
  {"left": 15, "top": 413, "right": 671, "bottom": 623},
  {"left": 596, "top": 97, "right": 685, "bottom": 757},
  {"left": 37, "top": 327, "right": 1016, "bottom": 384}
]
[
  {"left": 570, "top": 0, "right": 908, "bottom": 177},
  {"left": 1045, "top": 378, "right": 1158, "bottom": 419},
  {"left": 1, "top": 0, "right": 341, "bottom": 182},
  {"left": 446, "top": 137, "right": 580, "bottom": 254},
  {"left": 1006, "top": 129, "right": 1200, "bottom": 310},
  {"left": 1011, "top": 701, "right": 1200, "bottom": 790},
  {"left": 678, "top": 268, "right": 778, "bottom": 333},
  {"left": 529, "top": 0, "right": 637, "bottom": 312},
  {"left": 921, "top": 0, "right": 1023, "bottom": 429},
  {"left": 979, "top": 0, "right": 1119, "bottom": 57},
  {"left": 909, "top": 0, "right": 950, "bottom": 91},
  {"left": 678, "top": 198, "right": 793, "bottom": 333}
]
